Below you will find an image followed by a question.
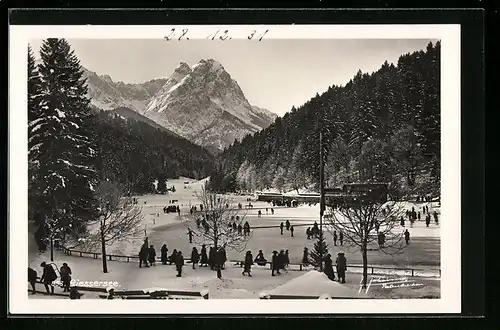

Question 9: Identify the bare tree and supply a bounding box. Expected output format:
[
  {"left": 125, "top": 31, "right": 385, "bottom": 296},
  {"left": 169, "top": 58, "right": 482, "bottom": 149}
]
[
  {"left": 181, "top": 184, "right": 252, "bottom": 256},
  {"left": 325, "top": 194, "right": 406, "bottom": 288},
  {"left": 86, "top": 181, "right": 144, "bottom": 273}
]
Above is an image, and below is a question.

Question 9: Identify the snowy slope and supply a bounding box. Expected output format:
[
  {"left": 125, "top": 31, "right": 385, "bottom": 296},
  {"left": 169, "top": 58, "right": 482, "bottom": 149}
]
[
  {"left": 142, "top": 59, "right": 277, "bottom": 150},
  {"left": 82, "top": 67, "right": 167, "bottom": 112}
]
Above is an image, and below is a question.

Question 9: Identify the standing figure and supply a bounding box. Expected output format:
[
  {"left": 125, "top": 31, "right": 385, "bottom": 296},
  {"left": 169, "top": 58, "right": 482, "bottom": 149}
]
[
  {"left": 433, "top": 211, "right": 439, "bottom": 224},
  {"left": 244, "top": 221, "right": 250, "bottom": 236},
  {"left": 400, "top": 217, "right": 405, "bottom": 227},
  {"left": 285, "top": 220, "right": 290, "bottom": 231},
  {"left": 271, "top": 251, "right": 281, "bottom": 276},
  {"left": 418, "top": 211, "right": 421, "bottom": 221},
  {"left": 160, "top": 244, "right": 168, "bottom": 265},
  {"left": 284, "top": 250, "right": 290, "bottom": 268},
  {"left": 28, "top": 267, "right": 37, "bottom": 293},
  {"left": 242, "top": 251, "right": 253, "bottom": 277},
  {"left": 168, "top": 249, "right": 178, "bottom": 265},
  {"left": 258, "top": 210, "right": 262, "bottom": 217},
  {"left": 378, "top": 231, "right": 386, "bottom": 247},
  {"left": 237, "top": 224, "right": 243, "bottom": 235},
  {"left": 177, "top": 205, "right": 181, "bottom": 216},
  {"left": 339, "top": 231, "right": 344, "bottom": 246},
  {"left": 175, "top": 251, "right": 184, "bottom": 277},
  {"left": 200, "top": 244, "right": 209, "bottom": 267},
  {"left": 266, "top": 208, "right": 268, "bottom": 214},
  {"left": 232, "top": 222, "right": 237, "bottom": 231},
  {"left": 290, "top": 225, "right": 294, "bottom": 237},
  {"left": 323, "top": 254, "right": 336, "bottom": 281},
  {"left": 215, "top": 247, "right": 224, "bottom": 279},
  {"left": 306, "top": 227, "right": 311, "bottom": 240},
  {"left": 208, "top": 247, "right": 215, "bottom": 270},
  {"left": 191, "top": 247, "right": 200, "bottom": 269},
  {"left": 40, "top": 262, "right": 57, "bottom": 295},
  {"left": 280, "top": 222, "right": 284, "bottom": 235},
  {"left": 139, "top": 243, "right": 149, "bottom": 268},
  {"left": 426, "top": 214, "right": 431, "bottom": 227},
  {"left": 187, "top": 228, "right": 194, "bottom": 244},
  {"left": 59, "top": 262, "right": 72, "bottom": 292},
  {"left": 404, "top": 229, "right": 410, "bottom": 245},
  {"left": 333, "top": 230, "right": 338, "bottom": 246},
  {"left": 336, "top": 252, "right": 347, "bottom": 283},
  {"left": 302, "top": 247, "right": 310, "bottom": 266},
  {"left": 271, "top": 208, "right": 274, "bottom": 215},
  {"left": 148, "top": 245, "right": 157, "bottom": 266},
  {"left": 278, "top": 250, "right": 287, "bottom": 271}
]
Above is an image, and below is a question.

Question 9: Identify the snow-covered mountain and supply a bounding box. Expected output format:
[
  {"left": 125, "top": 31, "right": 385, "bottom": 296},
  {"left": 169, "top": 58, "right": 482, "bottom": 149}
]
[
  {"left": 142, "top": 59, "right": 277, "bottom": 150},
  {"left": 82, "top": 67, "right": 167, "bottom": 112}
]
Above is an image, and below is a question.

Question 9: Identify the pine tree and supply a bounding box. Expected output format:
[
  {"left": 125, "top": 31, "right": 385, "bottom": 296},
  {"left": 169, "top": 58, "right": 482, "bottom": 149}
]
[
  {"left": 309, "top": 234, "right": 329, "bottom": 269},
  {"left": 34, "top": 38, "right": 98, "bottom": 242}
]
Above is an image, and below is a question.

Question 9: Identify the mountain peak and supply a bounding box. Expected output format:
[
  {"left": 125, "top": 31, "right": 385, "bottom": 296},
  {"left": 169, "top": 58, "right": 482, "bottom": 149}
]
[
  {"left": 175, "top": 62, "right": 192, "bottom": 75},
  {"left": 192, "top": 58, "right": 224, "bottom": 72}
]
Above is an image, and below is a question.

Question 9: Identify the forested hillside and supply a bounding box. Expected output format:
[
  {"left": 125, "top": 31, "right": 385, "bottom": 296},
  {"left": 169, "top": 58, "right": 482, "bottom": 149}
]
[
  {"left": 91, "top": 110, "right": 215, "bottom": 194},
  {"left": 212, "top": 41, "right": 440, "bottom": 199}
]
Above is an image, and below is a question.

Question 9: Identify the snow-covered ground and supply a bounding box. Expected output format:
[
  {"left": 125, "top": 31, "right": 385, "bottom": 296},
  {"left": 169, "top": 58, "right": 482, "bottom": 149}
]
[{"left": 28, "top": 179, "right": 441, "bottom": 300}]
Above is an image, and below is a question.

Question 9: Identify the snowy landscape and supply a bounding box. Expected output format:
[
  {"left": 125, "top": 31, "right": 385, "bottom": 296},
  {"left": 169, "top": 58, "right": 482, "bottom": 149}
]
[{"left": 26, "top": 38, "right": 442, "bottom": 304}]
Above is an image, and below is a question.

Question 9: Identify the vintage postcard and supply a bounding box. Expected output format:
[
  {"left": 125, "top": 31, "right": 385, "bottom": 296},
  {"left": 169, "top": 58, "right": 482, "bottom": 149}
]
[{"left": 9, "top": 24, "right": 461, "bottom": 314}]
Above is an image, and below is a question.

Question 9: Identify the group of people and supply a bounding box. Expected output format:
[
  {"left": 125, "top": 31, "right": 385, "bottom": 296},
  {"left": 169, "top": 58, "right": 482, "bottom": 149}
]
[
  {"left": 28, "top": 261, "right": 80, "bottom": 297},
  {"left": 280, "top": 220, "right": 295, "bottom": 237},
  {"left": 228, "top": 219, "right": 251, "bottom": 236},
  {"left": 322, "top": 252, "right": 348, "bottom": 283},
  {"left": 306, "top": 222, "right": 321, "bottom": 239},
  {"left": 403, "top": 206, "right": 439, "bottom": 227}
]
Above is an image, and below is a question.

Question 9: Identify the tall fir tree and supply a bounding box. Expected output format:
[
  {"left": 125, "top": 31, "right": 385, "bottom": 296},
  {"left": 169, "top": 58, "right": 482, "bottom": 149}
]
[
  {"left": 34, "top": 38, "right": 98, "bottom": 242},
  {"left": 309, "top": 234, "right": 329, "bottom": 269},
  {"left": 28, "top": 44, "right": 46, "bottom": 223}
]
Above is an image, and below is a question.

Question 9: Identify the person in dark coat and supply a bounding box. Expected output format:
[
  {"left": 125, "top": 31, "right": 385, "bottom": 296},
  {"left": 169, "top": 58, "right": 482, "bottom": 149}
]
[
  {"left": 139, "top": 243, "right": 149, "bottom": 268},
  {"left": 378, "top": 232, "right": 386, "bottom": 247},
  {"left": 69, "top": 287, "right": 83, "bottom": 299},
  {"left": 339, "top": 231, "right": 344, "bottom": 246},
  {"left": 232, "top": 222, "right": 237, "bottom": 231},
  {"left": 333, "top": 230, "right": 338, "bottom": 246},
  {"left": 237, "top": 224, "right": 243, "bottom": 235},
  {"left": 215, "top": 248, "right": 224, "bottom": 279},
  {"left": 426, "top": 214, "right": 431, "bottom": 227},
  {"left": 336, "top": 252, "right": 347, "bottom": 283},
  {"left": 148, "top": 245, "right": 157, "bottom": 266},
  {"left": 254, "top": 250, "right": 267, "bottom": 266},
  {"left": 306, "top": 227, "right": 311, "bottom": 240},
  {"left": 175, "top": 251, "right": 184, "bottom": 277},
  {"left": 242, "top": 251, "right": 253, "bottom": 277},
  {"left": 271, "top": 208, "right": 274, "bottom": 215},
  {"left": 160, "top": 244, "right": 168, "bottom": 265},
  {"left": 187, "top": 228, "right": 194, "bottom": 244},
  {"left": 168, "top": 249, "right": 178, "bottom": 265},
  {"left": 258, "top": 210, "right": 262, "bottom": 217},
  {"left": 176, "top": 205, "right": 180, "bottom": 216},
  {"left": 244, "top": 221, "right": 250, "bottom": 236},
  {"left": 290, "top": 225, "right": 294, "bottom": 237},
  {"left": 200, "top": 244, "right": 209, "bottom": 267},
  {"left": 40, "top": 262, "right": 57, "bottom": 294},
  {"left": 278, "top": 250, "right": 286, "bottom": 271},
  {"left": 285, "top": 220, "right": 290, "bottom": 231},
  {"left": 271, "top": 251, "right": 281, "bottom": 276},
  {"left": 280, "top": 222, "right": 284, "bottom": 235},
  {"left": 400, "top": 216, "right": 405, "bottom": 227},
  {"left": 433, "top": 211, "right": 439, "bottom": 224},
  {"left": 323, "top": 254, "right": 336, "bottom": 281},
  {"left": 28, "top": 267, "right": 37, "bottom": 293},
  {"left": 302, "top": 247, "right": 310, "bottom": 266},
  {"left": 284, "top": 250, "right": 290, "bottom": 268},
  {"left": 404, "top": 229, "right": 410, "bottom": 245},
  {"left": 417, "top": 211, "right": 421, "bottom": 221},
  {"left": 59, "top": 262, "right": 72, "bottom": 292},
  {"left": 191, "top": 247, "right": 200, "bottom": 269},
  {"left": 208, "top": 247, "right": 215, "bottom": 270}
]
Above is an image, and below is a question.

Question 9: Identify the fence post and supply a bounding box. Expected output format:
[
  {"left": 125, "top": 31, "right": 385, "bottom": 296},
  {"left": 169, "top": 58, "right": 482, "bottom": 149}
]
[
  {"left": 371, "top": 267, "right": 374, "bottom": 275},
  {"left": 127, "top": 257, "right": 130, "bottom": 262},
  {"left": 300, "top": 264, "right": 303, "bottom": 271},
  {"left": 109, "top": 255, "right": 112, "bottom": 261},
  {"left": 411, "top": 269, "right": 414, "bottom": 277}
]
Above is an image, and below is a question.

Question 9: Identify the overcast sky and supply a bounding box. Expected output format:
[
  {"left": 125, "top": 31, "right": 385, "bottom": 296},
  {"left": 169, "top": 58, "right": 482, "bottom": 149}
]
[{"left": 29, "top": 39, "right": 436, "bottom": 115}]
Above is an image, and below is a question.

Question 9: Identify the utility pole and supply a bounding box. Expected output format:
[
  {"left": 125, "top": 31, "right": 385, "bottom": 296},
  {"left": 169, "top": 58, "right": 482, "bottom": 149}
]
[{"left": 319, "top": 131, "right": 325, "bottom": 271}]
